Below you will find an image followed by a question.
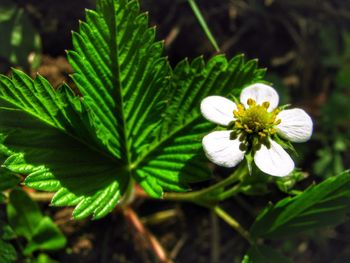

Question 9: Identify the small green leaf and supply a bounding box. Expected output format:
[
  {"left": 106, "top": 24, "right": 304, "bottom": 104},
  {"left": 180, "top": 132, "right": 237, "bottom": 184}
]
[
  {"left": 32, "top": 253, "right": 59, "bottom": 263},
  {"left": 6, "top": 189, "right": 43, "bottom": 240},
  {"left": 0, "top": 170, "right": 20, "bottom": 191},
  {"left": 0, "top": 221, "right": 16, "bottom": 240},
  {"left": 0, "top": 1, "right": 41, "bottom": 70},
  {"left": 275, "top": 169, "right": 306, "bottom": 194},
  {"left": 250, "top": 171, "right": 350, "bottom": 239},
  {"left": 242, "top": 245, "right": 292, "bottom": 263},
  {"left": 23, "top": 217, "right": 66, "bottom": 255},
  {"left": 0, "top": 239, "right": 17, "bottom": 263},
  {"left": 0, "top": 0, "right": 17, "bottom": 22}
]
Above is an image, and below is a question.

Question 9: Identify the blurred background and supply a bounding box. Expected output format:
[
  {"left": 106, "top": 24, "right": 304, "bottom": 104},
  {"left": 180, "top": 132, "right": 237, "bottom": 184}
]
[{"left": 0, "top": 0, "right": 350, "bottom": 262}]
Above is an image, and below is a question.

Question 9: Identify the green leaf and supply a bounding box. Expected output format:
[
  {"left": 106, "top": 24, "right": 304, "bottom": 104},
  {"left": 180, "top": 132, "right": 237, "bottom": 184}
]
[
  {"left": 0, "top": 170, "right": 20, "bottom": 191},
  {"left": 250, "top": 171, "right": 350, "bottom": 239},
  {"left": 67, "top": 0, "right": 171, "bottom": 161},
  {"left": 0, "top": 0, "right": 266, "bottom": 218},
  {"left": 23, "top": 217, "right": 66, "bottom": 255},
  {"left": 0, "top": 70, "right": 128, "bottom": 219},
  {"left": 132, "top": 55, "right": 265, "bottom": 197},
  {"left": 7, "top": 190, "right": 66, "bottom": 255},
  {"left": 0, "top": 239, "right": 17, "bottom": 263},
  {"left": 6, "top": 189, "right": 43, "bottom": 240},
  {"left": 68, "top": 0, "right": 264, "bottom": 198},
  {"left": 242, "top": 245, "right": 292, "bottom": 263},
  {"left": 0, "top": 0, "right": 17, "bottom": 22},
  {"left": 32, "top": 253, "right": 59, "bottom": 263},
  {"left": 0, "top": 0, "right": 41, "bottom": 70},
  {"left": 0, "top": 222, "right": 16, "bottom": 240}
]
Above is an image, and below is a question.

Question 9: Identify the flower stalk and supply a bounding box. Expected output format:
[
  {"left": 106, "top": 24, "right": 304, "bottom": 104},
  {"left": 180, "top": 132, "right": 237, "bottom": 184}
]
[{"left": 163, "top": 163, "right": 248, "bottom": 204}]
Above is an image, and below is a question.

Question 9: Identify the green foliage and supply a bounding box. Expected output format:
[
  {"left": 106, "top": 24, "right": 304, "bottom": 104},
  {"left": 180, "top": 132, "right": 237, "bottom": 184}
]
[
  {"left": 275, "top": 169, "right": 306, "bottom": 194},
  {"left": 0, "top": 0, "right": 265, "bottom": 219},
  {"left": 242, "top": 245, "right": 292, "bottom": 263},
  {"left": 250, "top": 171, "right": 350, "bottom": 239},
  {"left": 7, "top": 189, "right": 43, "bottom": 240},
  {"left": 32, "top": 253, "right": 59, "bottom": 263},
  {"left": 0, "top": 239, "right": 17, "bottom": 263},
  {"left": 0, "top": 170, "right": 20, "bottom": 192},
  {"left": 6, "top": 189, "right": 66, "bottom": 255},
  {"left": 0, "top": 0, "right": 41, "bottom": 71},
  {"left": 23, "top": 217, "right": 67, "bottom": 255},
  {"left": 314, "top": 31, "right": 350, "bottom": 178},
  {"left": 0, "top": 220, "right": 17, "bottom": 263}
]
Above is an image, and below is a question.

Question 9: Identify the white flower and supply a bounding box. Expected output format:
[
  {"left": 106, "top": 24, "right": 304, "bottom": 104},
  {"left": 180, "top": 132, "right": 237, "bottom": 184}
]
[{"left": 201, "top": 83, "right": 313, "bottom": 177}]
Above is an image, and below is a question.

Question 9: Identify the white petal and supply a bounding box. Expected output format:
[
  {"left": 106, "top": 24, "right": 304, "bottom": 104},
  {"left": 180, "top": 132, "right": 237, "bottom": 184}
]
[
  {"left": 200, "top": 96, "right": 237, "bottom": 126},
  {"left": 254, "top": 140, "right": 294, "bottom": 177},
  {"left": 276, "top": 108, "right": 313, "bottom": 143},
  {"left": 202, "top": 131, "right": 245, "bottom": 168},
  {"left": 240, "top": 83, "right": 279, "bottom": 111}
]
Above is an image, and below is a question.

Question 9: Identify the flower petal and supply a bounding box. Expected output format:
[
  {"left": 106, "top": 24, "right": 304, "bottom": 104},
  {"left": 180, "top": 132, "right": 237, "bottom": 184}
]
[
  {"left": 202, "top": 131, "right": 245, "bottom": 168},
  {"left": 276, "top": 108, "right": 313, "bottom": 142},
  {"left": 200, "top": 96, "right": 237, "bottom": 126},
  {"left": 240, "top": 83, "right": 279, "bottom": 111},
  {"left": 254, "top": 140, "right": 294, "bottom": 177}
]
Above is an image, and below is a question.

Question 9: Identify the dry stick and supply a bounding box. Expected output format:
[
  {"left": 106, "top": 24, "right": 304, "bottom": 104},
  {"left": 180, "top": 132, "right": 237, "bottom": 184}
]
[
  {"left": 24, "top": 190, "right": 54, "bottom": 202},
  {"left": 123, "top": 207, "right": 173, "bottom": 263}
]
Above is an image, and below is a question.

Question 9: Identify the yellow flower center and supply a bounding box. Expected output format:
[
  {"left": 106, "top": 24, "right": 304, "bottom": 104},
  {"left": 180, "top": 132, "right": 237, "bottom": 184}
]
[{"left": 230, "top": 98, "right": 281, "bottom": 150}]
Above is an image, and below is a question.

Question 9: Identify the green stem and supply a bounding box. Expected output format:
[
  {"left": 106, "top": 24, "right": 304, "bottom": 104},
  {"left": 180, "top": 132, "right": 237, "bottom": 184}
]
[
  {"left": 164, "top": 164, "right": 247, "bottom": 203},
  {"left": 218, "top": 184, "right": 241, "bottom": 200},
  {"left": 188, "top": 0, "right": 220, "bottom": 52},
  {"left": 213, "top": 206, "right": 253, "bottom": 245},
  {"left": 119, "top": 177, "right": 135, "bottom": 207}
]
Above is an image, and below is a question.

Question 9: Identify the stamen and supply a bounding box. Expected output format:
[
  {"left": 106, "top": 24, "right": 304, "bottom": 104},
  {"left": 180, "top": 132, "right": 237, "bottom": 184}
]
[
  {"left": 262, "top": 101, "right": 270, "bottom": 109},
  {"left": 247, "top": 98, "right": 255, "bottom": 106},
  {"left": 229, "top": 97, "right": 282, "bottom": 149}
]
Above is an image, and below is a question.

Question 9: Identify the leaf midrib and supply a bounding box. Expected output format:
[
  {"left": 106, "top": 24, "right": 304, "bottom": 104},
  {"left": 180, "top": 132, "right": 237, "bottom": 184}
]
[
  {"left": 131, "top": 112, "right": 202, "bottom": 169},
  {"left": 106, "top": 0, "right": 132, "bottom": 167}
]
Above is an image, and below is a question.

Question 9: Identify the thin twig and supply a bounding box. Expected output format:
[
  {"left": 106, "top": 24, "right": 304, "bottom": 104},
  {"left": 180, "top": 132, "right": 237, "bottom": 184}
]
[
  {"left": 123, "top": 207, "right": 173, "bottom": 263},
  {"left": 169, "top": 234, "right": 188, "bottom": 260},
  {"left": 26, "top": 191, "right": 54, "bottom": 202}
]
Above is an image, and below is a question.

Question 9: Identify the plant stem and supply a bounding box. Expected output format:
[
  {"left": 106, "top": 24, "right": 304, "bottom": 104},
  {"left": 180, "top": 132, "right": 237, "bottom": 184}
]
[
  {"left": 24, "top": 190, "right": 54, "bottom": 202},
  {"left": 164, "top": 164, "right": 247, "bottom": 203},
  {"left": 213, "top": 206, "right": 253, "bottom": 245},
  {"left": 218, "top": 184, "right": 241, "bottom": 200},
  {"left": 188, "top": 0, "right": 220, "bottom": 52},
  {"left": 119, "top": 177, "right": 136, "bottom": 207}
]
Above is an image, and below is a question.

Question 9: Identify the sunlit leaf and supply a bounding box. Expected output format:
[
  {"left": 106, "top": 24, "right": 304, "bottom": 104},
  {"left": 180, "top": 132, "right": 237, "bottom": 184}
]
[
  {"left": 251, "top": 171, "right": 350, "bottom": 239},
  {"left": 0, "top": 0, "right": 266, "bottom": 218}
]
